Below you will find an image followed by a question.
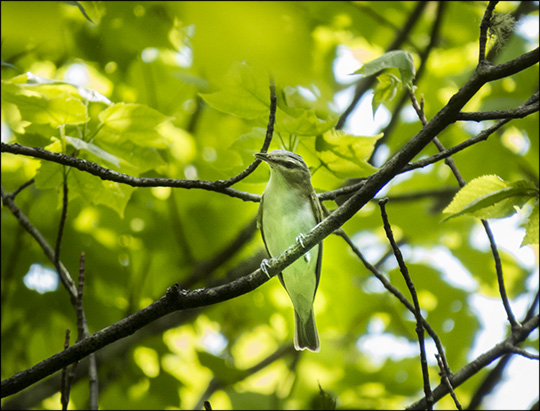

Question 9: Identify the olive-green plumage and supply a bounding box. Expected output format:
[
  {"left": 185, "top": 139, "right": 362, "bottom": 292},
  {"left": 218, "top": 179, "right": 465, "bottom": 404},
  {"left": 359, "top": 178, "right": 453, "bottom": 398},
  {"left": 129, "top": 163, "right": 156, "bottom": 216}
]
[{"left": 256, "top": 150, "right": 323, "bottom": 352}]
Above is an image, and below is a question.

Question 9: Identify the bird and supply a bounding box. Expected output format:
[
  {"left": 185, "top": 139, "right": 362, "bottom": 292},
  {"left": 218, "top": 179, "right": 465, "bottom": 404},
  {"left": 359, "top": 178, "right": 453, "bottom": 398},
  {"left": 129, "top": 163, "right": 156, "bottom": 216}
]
[{"left": 255, "top": 149, "right": 323, "bottom": 352}]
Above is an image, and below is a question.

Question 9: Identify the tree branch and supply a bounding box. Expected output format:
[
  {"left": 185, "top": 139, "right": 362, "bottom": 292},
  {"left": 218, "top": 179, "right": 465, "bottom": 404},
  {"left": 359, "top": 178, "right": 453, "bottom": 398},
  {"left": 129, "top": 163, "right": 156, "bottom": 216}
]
[
  {"left": 379, "top": 198, "right": 433, "bottom": 408},
  {"left": 335, "top": 229, "right": 453, "bottom": 379},
  {"left": 478, "top": 1, "right": 499, "bottom": 64},
  {"left": 407, "top": 315, "right": 539, "bottom": 410},
  {"left": 0, "top": 143, "right": 261, "bottom": 202},
  {"left": 217, "top": 76, "right": 276, "bottom": 187},
  {"left": 0, "top": 186, "right": 78, "bottom": 299},
  {"left": 456, "top": 100, "right": 539, "bottom": 121},
  {"left": 409, "top": 87, "right": 520, "bottom": 329}
]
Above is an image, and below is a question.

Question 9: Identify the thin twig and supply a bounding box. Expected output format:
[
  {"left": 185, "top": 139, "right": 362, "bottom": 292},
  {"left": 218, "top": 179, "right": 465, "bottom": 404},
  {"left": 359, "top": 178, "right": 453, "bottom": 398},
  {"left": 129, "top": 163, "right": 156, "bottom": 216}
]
[
  {"left": 336, "top": 1, "right": 428, "bottom": 130},
  {"left": 479, "top": 1, "right": 499, "bottom": 64},
  {"left": 407, "top": 315, "right": 539, "bottom": 410},
  {"left": 76, "top": 252, "right": 99, "bottom": 409},
  {"left": 336, "top": 225, "right": 453, "bottom": 379},
  {"left": 408, "top": 89, "right": 537, "bottom": 176},
  {"left": 456, "top": 100, "right": 539, "bottom": 121},
  {"left": 379, "top": 198, "right": 433, "bottom": 408},
  {"left": 506, "top": 346, "right": 539, "bottom": 360},
  {"left": 403, "top": 117, "right": 511, "bottom": 172},
  {"left": 3, "top": 178, "right": 35, "bottom": 200},
  {"left": 218, "top": 76, "right": 276, "bottom": 187},
  {"left": 0, "top": 186, "right": 78, "bottom": 298},
  {"left": 436, "top": 354, "right": 462, "bottom": 410},
  {"left": 467, "top": 287, "right": 539, "bottom": 409},
  {"left": 482, "top": 220, "right": 519, "bottom": 328},
  {"left": 76, "top": 253, "right": 86, "bottom": 341},
  {"left": 54, "top": 171, "right": 69, "bottom": 274},
  {"left": 408, "top": 90, "right": 519, "bottom": 329},
  {"left": 60, "top": 329, "right": 71, "bottom": 410}
]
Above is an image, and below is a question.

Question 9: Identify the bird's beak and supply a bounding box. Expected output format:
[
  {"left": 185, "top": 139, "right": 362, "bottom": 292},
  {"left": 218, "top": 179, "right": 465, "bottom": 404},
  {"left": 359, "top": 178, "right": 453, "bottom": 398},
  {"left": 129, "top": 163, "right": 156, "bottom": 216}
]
[{"left": 255, "top": 152, "right": 269, "bottom": 162}]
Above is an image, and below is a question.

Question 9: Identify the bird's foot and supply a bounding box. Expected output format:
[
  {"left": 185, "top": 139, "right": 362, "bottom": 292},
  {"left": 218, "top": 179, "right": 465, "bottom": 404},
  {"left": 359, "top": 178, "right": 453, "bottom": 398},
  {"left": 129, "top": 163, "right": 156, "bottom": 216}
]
[
  {"left": 260, "top": 258, "right": 272, "bottom": 279},
  {"left": 296, "top": 233, "right": 306, "bottom": 248}
]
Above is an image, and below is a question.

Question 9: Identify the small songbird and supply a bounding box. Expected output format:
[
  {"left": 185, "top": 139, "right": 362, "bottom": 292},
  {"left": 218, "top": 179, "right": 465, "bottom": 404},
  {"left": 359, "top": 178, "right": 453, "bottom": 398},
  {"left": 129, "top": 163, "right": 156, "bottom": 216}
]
[{"left": 255, "top": 150, "right": 323, "bottom": 352}]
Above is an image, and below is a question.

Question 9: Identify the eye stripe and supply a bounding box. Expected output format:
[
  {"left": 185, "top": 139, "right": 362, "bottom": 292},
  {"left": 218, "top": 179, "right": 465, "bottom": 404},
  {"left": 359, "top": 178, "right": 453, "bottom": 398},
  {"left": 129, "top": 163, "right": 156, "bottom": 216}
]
[{"left": 282, "top": 161, "right": 297, "bottom": 169}]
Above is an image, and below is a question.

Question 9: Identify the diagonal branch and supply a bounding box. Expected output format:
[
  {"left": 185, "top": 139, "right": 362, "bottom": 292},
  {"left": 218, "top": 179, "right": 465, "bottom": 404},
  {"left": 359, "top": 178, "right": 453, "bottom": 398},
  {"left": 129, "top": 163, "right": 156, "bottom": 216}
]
[
  {"left": 407, "top": 315, "right": 539, "bottom": 410},
  {"left": 0, "top": 186, "right": 78, "bottom": 299},
  {"left": 379, "top": 198, "right": 434, "bottom": 408}
]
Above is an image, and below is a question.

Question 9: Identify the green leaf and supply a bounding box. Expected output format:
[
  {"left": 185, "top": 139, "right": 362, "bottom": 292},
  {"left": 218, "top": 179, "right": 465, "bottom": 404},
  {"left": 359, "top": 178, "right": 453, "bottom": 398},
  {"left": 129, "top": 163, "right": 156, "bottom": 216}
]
[
  {"left": 315, "top": 130, "right": 381, "bottom": 178},
  {"left": 372, "top": 73, "right": 401, "bottom": 115},
  {"left": 94, "top": 138, "right": 165, "bottom": 175},
  {"left": 200, "top": 62, "right": 270, "bottom": 119},
  {"left": 65, "top": 135, "right": 120, "bottom": 168},
  {"left": 70, "top": 170, "right": 134, "bottom": 218},
  {"left": 34, "top": 159, "right": 134, "bottom": 217},
  {"left": 351, "top": 50, "right": 416, "bottom": 90},
  {"left": 231, "top": 127, "right": 267, "bottom": 162},
  {"left": 277, "top": 107, "right": 338, "bottom": 136},
  {"left": 275, "top": 87, "right": 338, "bottom": 136},
  {"left": 1, "top": 76, "right": 88, "bottom": 127},
  {"left": 97, "top": 103, "right": 171, "bottom": 148},
  {"left": 24, "top": 72, "right": 111, "bottom": 104},
  {"left": 522, "top": 201, "right": 539, "bottom": 246},
  {"left": 201, "top": 62, "right": 337, "bottom": 136},
  {"left": 443, "top": 175, "right": 538, "bottom": 221},
  {"left": 34, "top": 159, "right": 63, "bottom": 190}
]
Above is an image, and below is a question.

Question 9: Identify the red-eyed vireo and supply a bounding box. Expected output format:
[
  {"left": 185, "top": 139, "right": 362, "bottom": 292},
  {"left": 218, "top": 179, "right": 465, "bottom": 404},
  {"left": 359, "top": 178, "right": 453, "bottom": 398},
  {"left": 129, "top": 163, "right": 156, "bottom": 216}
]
[{"left": 255, "top": 150, "right": 323, "bottom": 352}]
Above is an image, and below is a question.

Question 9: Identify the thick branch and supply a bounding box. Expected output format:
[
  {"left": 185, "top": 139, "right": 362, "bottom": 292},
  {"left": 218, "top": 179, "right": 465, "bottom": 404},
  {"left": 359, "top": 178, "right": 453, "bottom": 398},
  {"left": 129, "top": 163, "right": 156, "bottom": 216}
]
[{"left": 0, "top": 266, "right": 270, "bottom": 397}]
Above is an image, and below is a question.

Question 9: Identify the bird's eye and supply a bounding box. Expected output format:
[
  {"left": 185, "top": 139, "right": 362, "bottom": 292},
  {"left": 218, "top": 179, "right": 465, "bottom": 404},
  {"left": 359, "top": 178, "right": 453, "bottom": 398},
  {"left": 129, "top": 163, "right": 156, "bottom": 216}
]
[{"left": 282, "top": 161, "right": 296, "bottom": 169}]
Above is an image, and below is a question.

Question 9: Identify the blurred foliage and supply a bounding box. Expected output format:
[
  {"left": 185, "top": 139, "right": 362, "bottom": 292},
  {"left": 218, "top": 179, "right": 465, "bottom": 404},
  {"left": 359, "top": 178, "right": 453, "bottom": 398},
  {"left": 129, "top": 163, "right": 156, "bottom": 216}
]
[{"left": 1, "top": 1, "right": 538, "bottom": 410}]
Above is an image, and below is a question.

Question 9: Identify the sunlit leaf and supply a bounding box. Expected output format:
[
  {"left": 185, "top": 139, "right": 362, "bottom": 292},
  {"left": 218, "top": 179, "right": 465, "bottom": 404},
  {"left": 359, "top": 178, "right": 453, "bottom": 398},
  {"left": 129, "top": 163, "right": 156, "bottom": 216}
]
[
  {"left": 97, "top": 103, "right": 172, "bottom": 148},
  {"left": 372, "top": 73, "right": 400, "bottom": 115},
  {"left": 201, "top": 62, "right": 338, "bottom": 135},
  {"left": 1, "top": 76, "right": 88, "bottom": 127},
  {"left": 351, "top": 50, "right": 416, "bottom": 90},
  {"left": 315, "top": 130, "right": 381, "bottom": 178},
  {"left": 443, "top": 175, "right": 538, "bottom": 221},
  {"left": 522, "top": 201, "right": 539, "bottom": 246},
  {"left": 65, "top": 135, "right": 120, "bottom": 168},
  {"left": 200, "top": 62, "right": 270, "bottom": 119}
]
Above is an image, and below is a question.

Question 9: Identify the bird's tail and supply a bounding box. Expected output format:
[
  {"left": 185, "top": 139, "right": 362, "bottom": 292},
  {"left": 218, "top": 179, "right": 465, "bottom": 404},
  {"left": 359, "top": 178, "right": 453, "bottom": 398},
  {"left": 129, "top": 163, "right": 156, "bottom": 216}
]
[{"left": 294, "top": 309, "right": 320, "bottom": 352}]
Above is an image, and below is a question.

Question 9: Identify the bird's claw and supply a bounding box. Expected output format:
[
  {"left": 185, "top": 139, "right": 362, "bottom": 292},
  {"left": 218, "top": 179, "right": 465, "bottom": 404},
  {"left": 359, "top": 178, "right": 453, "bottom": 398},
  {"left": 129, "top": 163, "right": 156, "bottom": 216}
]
[
  {"left": 260, "top": 258, "right": 272, "bottom": 279},
  {"left": 296, "top": 233, "right": 306, "bottom": 248}
]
